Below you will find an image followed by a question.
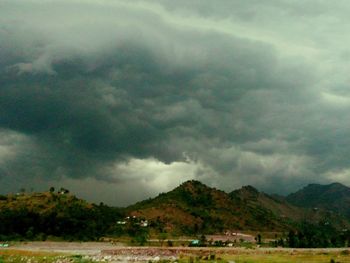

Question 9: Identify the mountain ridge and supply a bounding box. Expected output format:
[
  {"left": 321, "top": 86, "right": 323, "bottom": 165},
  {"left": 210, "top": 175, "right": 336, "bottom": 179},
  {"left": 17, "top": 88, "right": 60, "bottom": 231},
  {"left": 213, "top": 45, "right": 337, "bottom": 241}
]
[
  {"left": 126, "top": 180, "right": 350, "bottom": 234},
  {"left": 1, "top": 180, "right": 350, "bottom": 241},
  {"left": 286, "top": 182, "right": 350, "bottom": 217}
]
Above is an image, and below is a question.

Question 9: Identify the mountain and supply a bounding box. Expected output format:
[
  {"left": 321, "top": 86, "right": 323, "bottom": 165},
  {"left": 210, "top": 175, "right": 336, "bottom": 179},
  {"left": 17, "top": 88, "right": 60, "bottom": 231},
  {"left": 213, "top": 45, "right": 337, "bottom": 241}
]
[
  {"left": 0, "top": 191, "right": 123, "bottom": 240},
  {"left": 229, "top": 185, "right": 305, "bottom": 222},
  {"left": 286, "top": 182, "right": 350, "bottom": 217},
  {"left": 127, "top": 180, "right": 240, "bottom": 235},
  {"left": 126, "top": 180, "right": 349, "bottom": 235},
  {"left": 1, "top": 181, "right": 350, "bottom": 241}
]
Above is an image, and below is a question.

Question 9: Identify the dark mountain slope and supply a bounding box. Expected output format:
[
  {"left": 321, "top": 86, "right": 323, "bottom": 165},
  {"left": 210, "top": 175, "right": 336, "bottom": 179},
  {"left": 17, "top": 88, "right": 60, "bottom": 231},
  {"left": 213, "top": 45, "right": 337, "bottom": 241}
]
[
  {"left": 230, "top": 185, "right": 305, "bottom": 222},
  {"left": 1, "top": 181, "right": 350, "bottom": 241},
  {"left": 127, "top": 180, "right": 244, "bottom": 234},
  {"left": 0, "top": 191, "right": 123, "bottom": 240},
  {"left": 287, "top": 182, "right": 350, "bottom": 217},
  {"left": 127, "top": 180, "right": 349, "bottom": 235}
]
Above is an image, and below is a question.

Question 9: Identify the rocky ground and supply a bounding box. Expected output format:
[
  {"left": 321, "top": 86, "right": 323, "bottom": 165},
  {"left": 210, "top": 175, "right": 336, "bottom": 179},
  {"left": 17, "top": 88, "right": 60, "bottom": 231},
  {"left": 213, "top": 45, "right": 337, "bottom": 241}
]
[{"left": 2, "top": 242, "right": 350, "bottom": 262}]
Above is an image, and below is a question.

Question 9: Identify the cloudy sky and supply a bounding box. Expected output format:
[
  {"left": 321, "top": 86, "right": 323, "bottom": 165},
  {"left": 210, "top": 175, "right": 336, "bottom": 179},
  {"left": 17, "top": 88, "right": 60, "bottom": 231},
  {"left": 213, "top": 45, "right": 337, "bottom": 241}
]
[{"left": 1, "top": 0, "right": 350, "bottom": 205}]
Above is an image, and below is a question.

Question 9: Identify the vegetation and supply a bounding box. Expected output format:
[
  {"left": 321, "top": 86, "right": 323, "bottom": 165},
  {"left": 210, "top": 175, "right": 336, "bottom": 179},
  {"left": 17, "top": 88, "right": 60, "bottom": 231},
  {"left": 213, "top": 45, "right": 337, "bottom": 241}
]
[
  {"left": 0, "top": 190, "right": 123, "bottom": 241},
  {"left": 284, "top": 222, "right": 350, "bottom": 248},
  {"left": 0, "top": 250, "right": 96, "bottom": 263},
  {"left": 1, "top": 180, "right": 350, "bottom": 247},
  {"left": 3, "top": 248, "right": 350, "bottom": 263},
  {"left": 178, "top": 254, "right": 350, "bottom": 263},
  {"left": 287, "top": 182, "right": 350, "bottom": 218},
  {"left": 127, "top": 180, "right": 292, "bottom": 235},
  {"left": 126, "top": 180, "right": 350, "bottom": 237}
]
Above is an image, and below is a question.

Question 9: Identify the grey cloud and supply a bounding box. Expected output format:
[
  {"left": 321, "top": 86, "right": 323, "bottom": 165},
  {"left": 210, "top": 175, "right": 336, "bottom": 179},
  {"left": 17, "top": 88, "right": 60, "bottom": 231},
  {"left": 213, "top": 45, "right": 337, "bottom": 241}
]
[{"left": 1, "top": 0, "right": 350, "bottom": 204}]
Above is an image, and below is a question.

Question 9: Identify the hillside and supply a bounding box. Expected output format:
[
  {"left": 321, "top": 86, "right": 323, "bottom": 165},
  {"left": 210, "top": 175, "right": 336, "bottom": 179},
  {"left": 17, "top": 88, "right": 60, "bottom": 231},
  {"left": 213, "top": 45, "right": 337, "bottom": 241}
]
[
  {"left": 230, "top": 185, "right": 349, "bottom": 230},
  {"left": 229, "top": 185, "right": 304, "bottom": 222},
  {"left": 0, "top": 191, "right": 123, "bottom": 240},
  {"left": 286, "top": 182, "right": 350, "bottom": 217},
  {"left": 127, "top": 180, "right": 238, "bottom": 235},
  {"left": 1, "top": 181, "right": 350, "bottom": 241},
  {"left": 126, "top": 180, "right": 349, "bottom": 235}
]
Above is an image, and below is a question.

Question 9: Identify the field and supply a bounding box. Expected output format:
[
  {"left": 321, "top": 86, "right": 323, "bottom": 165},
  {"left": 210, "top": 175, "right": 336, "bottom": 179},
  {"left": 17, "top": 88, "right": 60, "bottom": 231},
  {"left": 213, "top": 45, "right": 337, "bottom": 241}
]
[{"left": 1, "top": 243, "right": 350, "bottom": 262}]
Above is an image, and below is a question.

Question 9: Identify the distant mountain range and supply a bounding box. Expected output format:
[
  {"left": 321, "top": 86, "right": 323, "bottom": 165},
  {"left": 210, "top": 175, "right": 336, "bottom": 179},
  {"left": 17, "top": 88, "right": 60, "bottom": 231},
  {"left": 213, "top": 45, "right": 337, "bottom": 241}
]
[
  {"left": 126, "top": 180, "right": 350, "bottom": 234},
  {"left": 286, "top": 182, "right": 350, "bottom": 217},
  {"left": 1, "top": 180, "right": 350, "bottom": 240}
]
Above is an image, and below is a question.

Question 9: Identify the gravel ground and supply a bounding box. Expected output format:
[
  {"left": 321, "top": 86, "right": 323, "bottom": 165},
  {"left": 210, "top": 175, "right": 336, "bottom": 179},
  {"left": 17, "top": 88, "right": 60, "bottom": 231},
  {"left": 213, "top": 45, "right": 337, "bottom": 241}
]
[{"left": 3, "top": 242, "right": 350, "bottom": 262}]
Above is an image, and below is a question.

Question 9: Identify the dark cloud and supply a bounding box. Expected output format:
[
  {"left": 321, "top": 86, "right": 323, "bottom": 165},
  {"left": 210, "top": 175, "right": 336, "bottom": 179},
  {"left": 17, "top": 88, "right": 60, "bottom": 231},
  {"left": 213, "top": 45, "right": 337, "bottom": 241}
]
[{"left": 1, "top": 0, "right": 350, "bottom": 204}]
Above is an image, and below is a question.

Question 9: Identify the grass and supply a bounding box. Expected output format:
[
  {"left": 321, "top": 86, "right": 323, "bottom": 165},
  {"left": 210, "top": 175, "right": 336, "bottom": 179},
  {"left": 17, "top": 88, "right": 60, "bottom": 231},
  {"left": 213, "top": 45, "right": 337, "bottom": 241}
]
[
  {"left": 0, "top": 249, "right": 59, "bottom": 256},
  {"left": 1, "top": 247, "right": 350, "bottom": 263},
  {"left": 154, "top": 252, "right": 350, "bottom": 263},
  {"left": 176, "top": 249, "right": 350, "bottom": 263},
  {"left": 220, "top": 250, "right": 350, "bottom": 263},
  {"left": 0, "top": 250, "right": 95, "bottom": 263},
  {"left": 224, "top": 254, "right": 350, "bottom": 263}
]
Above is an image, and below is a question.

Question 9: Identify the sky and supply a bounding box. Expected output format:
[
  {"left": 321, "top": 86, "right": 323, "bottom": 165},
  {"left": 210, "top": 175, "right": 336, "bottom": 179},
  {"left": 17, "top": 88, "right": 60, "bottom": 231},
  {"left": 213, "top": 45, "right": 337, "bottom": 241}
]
[{"left": 1, "top": 0, "right": 350, "bottom": 206}]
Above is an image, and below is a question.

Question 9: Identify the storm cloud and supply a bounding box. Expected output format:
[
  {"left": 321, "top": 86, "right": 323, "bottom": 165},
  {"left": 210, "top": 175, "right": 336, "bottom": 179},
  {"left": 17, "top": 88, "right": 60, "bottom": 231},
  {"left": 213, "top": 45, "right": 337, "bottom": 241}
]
[{"left": 1, "top": 0, "right": 350, "bottom": 205}]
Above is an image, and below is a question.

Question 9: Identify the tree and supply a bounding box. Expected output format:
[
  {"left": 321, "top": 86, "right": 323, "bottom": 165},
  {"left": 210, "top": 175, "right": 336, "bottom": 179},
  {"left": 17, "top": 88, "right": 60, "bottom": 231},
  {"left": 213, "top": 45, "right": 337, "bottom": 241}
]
[
  {"left": 49, "top": 187, "right": 55, "bottom": 193},
  {"left": 167, "top": 240, "right": 173, "bottom": 247},
  {"left": 256, "top": 233, "right": 262, "bottom": 244},
  {"left": 288, "top": 230, "right": 298, "bottom": 248},
  {"left": 135, "top": 233, "right": 148, "bottom": 246},
  {"left": 158, "top": 232, "right": 168, "bottom": 247},
  {"left": 200, "top": 234, "right": 207, "bottom": 246},
  {"left": 26, "top": 227, "right": 34, "bottom": 239}
]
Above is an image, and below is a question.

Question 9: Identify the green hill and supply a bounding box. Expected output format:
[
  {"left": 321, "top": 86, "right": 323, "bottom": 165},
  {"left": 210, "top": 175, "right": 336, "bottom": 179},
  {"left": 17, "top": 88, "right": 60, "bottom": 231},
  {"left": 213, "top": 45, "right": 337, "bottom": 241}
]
[
  {"left": 1, "top": 181, "right": 350, "bottom": 242},
  {"left": 0, "top": 191, "right": 123, "bottom": 241},
  {"left": 126, "top": 180, "right": 350, "bottom": 235},
  {"left": 287, "top": 182, "right": 350, "bottom": 218},
  {"left": 230, "top": 185, "right": 350, "bottom": 230},
  {"left": 127, "top": 180, "right": 247, "bottom": 235}
]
